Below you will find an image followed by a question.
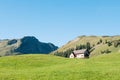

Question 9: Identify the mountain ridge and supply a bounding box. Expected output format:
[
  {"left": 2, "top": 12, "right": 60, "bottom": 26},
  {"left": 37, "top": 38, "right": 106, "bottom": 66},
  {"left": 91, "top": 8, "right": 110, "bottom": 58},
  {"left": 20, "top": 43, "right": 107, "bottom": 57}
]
[{"left": 0, "top": 36, "right": 58, "bottom": 56}]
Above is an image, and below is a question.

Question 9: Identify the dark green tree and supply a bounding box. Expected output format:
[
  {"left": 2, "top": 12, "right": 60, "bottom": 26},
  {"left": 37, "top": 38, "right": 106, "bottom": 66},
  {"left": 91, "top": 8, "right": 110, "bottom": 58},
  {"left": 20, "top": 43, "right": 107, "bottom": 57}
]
[{"left": 86, "top": 42, "right": 91, "bottom": 50}]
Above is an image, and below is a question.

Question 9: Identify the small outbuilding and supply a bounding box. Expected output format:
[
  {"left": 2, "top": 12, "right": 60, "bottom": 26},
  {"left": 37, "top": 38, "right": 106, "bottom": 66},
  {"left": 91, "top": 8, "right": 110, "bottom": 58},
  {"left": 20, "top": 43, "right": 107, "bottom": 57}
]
[{"left": 69, "top": 49, "right": 89, "bottom": 58}]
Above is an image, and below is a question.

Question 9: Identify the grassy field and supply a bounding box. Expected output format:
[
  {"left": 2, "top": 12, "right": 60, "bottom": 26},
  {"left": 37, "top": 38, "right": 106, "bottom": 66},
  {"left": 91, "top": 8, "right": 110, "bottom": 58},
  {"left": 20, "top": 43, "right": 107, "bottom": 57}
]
[{"left": 0, "top": 53, "right": 120, "bottom": 80}]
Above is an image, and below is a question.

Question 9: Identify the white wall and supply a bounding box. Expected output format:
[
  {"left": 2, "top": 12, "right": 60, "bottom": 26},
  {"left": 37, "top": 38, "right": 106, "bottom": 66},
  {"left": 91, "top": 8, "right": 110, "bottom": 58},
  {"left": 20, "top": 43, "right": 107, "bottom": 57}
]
[
  {"left": 70, "top": 54, "right": 74, "bottom": 58},
  {"left": 76, "top": 54, "right": 84, "bottom": 58}
]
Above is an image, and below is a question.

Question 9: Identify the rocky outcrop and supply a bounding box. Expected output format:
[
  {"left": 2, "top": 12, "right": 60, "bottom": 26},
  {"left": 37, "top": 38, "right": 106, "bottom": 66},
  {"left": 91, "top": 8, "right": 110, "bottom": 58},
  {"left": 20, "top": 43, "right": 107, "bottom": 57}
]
[{"left": 7, "top": 39, "right": 17, "bottom": 45}]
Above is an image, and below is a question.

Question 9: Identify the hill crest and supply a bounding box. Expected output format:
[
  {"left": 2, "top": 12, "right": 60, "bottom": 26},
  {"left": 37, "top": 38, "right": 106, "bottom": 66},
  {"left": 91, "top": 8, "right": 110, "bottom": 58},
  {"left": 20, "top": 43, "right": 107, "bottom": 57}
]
[{"left": 53, "top": 35, "right": 120, "bottom": 57}]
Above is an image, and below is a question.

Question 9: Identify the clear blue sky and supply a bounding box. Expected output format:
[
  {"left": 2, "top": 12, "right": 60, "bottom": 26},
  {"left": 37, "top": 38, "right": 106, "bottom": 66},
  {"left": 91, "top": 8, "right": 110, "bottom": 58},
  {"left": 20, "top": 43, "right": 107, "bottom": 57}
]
[{"left": 0, "top": 0, "right": 120, "bottom": 46}]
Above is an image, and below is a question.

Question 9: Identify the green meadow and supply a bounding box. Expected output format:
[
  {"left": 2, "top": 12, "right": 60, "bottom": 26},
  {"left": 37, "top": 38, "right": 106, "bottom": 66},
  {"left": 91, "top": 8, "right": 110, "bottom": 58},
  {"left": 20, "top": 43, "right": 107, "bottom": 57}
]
[{"left": 0, "top": 53, "right": 120, "bottom": 80}]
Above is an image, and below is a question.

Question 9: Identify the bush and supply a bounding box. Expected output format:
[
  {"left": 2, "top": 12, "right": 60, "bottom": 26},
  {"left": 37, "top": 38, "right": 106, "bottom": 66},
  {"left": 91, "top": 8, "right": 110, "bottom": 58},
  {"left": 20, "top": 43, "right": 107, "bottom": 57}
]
[
  {"left": 97, "top": 39, "right": 102, "bottom": 45},
  {"left": 101, "top": 49, "right": 111, "bottom": 54},
  {"left": 113, "top": 40, "right": 120, "bottom": 48},
  {"left": 107, "top": 41, "right": 112, "bottom": 46},
  {"left": 100, "top": 39, "right": 102, "bottom": 43}
]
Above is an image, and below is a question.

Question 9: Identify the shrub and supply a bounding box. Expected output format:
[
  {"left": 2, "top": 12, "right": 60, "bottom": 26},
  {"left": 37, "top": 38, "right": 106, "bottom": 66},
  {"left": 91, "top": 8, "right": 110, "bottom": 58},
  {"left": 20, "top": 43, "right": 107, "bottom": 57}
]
[
  {"left": 97, "top": 39, "right": 102, "bottom": 45},
  {"left": 101, "top": 49, "right": 111, "bottom": 54},
  {"left": 100, "top": 39, "right": 102, "bottom": 43},
  {"left": 107, "top": 41, "right": 112, "bottom": 46},
  {"left": 113, "top": 40, "right": 120, "bottom": 48}
]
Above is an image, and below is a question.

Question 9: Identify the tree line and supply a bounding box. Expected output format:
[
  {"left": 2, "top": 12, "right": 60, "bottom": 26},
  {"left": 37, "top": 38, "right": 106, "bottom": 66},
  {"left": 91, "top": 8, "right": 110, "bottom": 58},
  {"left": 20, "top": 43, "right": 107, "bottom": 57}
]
[{"left": 54, "top": 42, "right": 92, "bottom": 58}]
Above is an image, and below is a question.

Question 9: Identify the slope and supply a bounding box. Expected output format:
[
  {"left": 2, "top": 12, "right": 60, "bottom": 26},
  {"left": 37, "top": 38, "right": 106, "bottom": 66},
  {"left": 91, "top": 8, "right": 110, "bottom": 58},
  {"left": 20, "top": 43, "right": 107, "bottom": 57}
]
[{"left": 52, "top": 36, "right": 120, "bottom": 57}]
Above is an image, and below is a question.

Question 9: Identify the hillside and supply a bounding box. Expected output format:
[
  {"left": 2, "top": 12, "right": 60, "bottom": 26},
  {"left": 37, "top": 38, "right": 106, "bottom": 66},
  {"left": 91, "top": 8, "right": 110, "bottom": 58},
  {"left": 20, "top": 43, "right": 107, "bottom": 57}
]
[
  {"left": 0, "top": 53, "right": 120, "bottom": 80},
  {"left": 52, "top": 36, "right": 120, "bottom": 57},
  {"left": 0, "top": 36, "right": 58, "bottom": 56}
]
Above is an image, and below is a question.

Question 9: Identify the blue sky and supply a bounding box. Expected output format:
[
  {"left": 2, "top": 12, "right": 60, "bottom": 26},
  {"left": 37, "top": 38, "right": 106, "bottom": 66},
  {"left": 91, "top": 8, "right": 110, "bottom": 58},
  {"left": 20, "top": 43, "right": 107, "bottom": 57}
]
[{"left": 0, "top": 0, "right": 120, "bottom": 46}]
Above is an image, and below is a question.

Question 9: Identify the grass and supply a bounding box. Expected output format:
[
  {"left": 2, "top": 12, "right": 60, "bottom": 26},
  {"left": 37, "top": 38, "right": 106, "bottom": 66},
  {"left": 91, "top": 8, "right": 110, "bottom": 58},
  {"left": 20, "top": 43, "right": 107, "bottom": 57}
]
[
  {"left": 0, "top": 53, "right": 120, "bottom": 80},
  {"left": 54, "top": 36, "right": 120, "bottom": 57}
]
